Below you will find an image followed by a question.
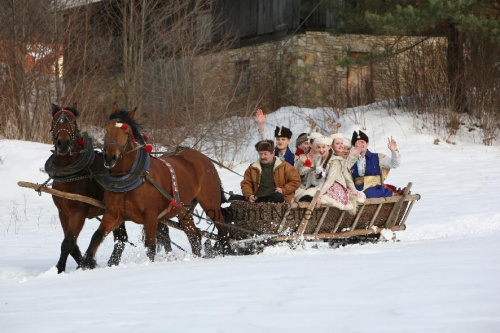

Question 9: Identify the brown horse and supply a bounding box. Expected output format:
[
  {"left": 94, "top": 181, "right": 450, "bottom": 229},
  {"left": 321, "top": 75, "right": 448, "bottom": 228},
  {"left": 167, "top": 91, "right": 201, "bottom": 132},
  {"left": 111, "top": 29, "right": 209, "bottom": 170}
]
[
  {"left": 81, "top": 107, "right": 229, "bottom": 269},
  {"left": 47, "top": 104, "right": 130, "bottom": 273}
]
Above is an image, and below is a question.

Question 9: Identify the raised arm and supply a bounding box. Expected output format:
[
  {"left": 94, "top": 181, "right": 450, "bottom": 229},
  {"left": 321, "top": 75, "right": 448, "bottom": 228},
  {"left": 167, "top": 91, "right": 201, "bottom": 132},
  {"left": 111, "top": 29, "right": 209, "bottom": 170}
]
[
  {"left": 379, "top": 137, "right": 401, "bottom": 169},
  {"left": 256, "top": 109, "right": 267, "bottom": 141}
]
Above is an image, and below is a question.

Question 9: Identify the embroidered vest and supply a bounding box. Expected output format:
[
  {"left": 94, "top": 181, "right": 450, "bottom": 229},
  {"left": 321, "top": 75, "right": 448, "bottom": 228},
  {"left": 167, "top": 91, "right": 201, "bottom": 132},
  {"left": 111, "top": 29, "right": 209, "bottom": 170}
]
[{"left": 351, "top": 150, "right": 383, "bottom": 190}]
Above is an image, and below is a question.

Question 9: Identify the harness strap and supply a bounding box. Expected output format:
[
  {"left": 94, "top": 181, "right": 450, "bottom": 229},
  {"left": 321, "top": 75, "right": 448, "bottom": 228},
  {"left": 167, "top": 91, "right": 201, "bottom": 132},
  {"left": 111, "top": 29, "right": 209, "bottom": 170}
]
[{"left": 145, "top": 158, "right": 182, "bottom": 214}]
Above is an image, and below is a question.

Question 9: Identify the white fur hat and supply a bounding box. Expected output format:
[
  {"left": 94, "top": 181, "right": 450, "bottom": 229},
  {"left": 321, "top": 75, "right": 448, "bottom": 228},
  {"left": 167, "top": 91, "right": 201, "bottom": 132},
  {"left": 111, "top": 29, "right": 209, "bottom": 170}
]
[
  {"left": 329, "top": 133, "right": 344, "bottom": 142},
  {"left": 308, "top": 132, "right": 323, "bottom": 142},
  {"left": 342, "top": 137, "right": 352, "bottom": 148},
  {"left": 315, "top": 135, "right": 333, "bottom": 146}
]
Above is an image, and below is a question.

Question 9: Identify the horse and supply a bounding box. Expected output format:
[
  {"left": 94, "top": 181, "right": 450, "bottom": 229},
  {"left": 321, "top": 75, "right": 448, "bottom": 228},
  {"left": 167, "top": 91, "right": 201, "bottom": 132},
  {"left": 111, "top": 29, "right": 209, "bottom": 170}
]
[
  {"left": 81, "top": 106, "right": 229, "bottom": 269},
  {"left": 46, "top": 104, "right": 130, "bottom": 273}
]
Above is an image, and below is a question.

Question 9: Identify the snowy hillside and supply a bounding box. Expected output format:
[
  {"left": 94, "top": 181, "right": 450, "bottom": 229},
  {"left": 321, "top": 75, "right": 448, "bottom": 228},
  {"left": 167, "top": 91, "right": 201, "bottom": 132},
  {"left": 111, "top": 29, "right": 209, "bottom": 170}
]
[{"left": 0, "top": 106, "right": 499, "bottom": 333}]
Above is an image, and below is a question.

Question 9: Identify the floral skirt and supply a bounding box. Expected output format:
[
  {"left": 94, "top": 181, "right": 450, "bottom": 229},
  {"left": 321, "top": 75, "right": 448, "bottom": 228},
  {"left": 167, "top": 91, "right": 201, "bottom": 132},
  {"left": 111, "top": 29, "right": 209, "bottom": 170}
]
[{"left": 325, "top": 181, "right": 349, "bottom": 205}]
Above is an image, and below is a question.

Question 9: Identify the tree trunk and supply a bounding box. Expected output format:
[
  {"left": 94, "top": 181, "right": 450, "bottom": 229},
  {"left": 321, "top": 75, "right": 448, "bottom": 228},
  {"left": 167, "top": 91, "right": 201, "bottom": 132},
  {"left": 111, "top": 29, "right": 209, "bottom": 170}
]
[{"left": 446, "top": 22, "right": 468, "bottom": 113}]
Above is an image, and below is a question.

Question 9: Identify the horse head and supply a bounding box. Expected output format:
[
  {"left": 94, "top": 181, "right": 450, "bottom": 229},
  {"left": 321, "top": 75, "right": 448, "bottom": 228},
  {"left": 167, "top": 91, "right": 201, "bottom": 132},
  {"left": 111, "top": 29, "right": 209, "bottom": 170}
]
[
  {"left": 103, "top": 104, "right": 140, "bottom": 169},
  {"left": 50, "top": 103, "right": 80, "bottom": 156}
]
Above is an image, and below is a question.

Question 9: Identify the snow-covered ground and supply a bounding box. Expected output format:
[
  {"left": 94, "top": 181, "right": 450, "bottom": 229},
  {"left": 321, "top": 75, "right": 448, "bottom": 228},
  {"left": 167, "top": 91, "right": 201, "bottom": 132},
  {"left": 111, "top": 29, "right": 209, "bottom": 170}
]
[{"left": 1, "top": 106, "right": 499, "bottom": 333}]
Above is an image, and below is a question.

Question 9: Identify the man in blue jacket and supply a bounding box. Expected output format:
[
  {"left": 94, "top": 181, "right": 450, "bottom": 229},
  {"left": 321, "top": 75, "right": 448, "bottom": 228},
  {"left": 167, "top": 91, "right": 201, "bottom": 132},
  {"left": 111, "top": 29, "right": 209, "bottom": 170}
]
[
  {"left": 256, "top": 109, "right": 295, "bottom": 165},
  {"left": 350, "top": 130, "right": 401, "bottom": 198}
]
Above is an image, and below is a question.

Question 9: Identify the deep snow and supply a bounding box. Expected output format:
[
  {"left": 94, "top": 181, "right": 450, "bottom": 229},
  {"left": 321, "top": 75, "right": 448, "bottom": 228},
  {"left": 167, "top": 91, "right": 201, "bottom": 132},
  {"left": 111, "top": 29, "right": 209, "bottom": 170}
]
[{"left": 1, "top": 106, "right": 499, "bottom": 333}]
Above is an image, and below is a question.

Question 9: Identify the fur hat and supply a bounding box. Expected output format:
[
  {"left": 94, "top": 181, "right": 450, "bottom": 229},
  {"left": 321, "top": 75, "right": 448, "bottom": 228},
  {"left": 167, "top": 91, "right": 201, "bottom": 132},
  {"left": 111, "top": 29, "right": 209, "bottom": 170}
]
[
  {"left": 329, "top": 133, "right": 344, "bottom": 142},
  {"left": 315, "top": 135, "right": 333, "bottom": 146},
  {"left": 343, "top": 137, "right": 352, "bottom": 149},
  {"left": 351, "top": 130, "right": 369, "bottom": 146},
  {"left": 274, "top": 126, "right": 292, "bottom": 139},
  {"left": 308, "top": 132, "right": 323, "bottom": 142},
  {"left": 295, "top": 133, "right": 309, "bottom": 147},
  {"left": 255, "top": 140, "right": 275, "bottom": 153}
]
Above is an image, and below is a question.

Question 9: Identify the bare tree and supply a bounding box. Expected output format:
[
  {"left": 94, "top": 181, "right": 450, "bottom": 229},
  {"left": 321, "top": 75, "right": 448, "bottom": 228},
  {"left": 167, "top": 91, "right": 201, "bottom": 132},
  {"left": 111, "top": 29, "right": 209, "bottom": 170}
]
[{"left": 0, "top": 0, "right": 65, "bottom": 141}]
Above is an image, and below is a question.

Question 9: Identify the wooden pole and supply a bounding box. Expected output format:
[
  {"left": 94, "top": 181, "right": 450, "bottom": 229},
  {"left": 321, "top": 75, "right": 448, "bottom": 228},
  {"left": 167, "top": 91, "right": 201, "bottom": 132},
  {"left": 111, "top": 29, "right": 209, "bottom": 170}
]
[
  {"left": 296, "top": 191, "right": 320, "bottom": 236},
  {"left": 314, "top": 206, "right": 330, "bottom": 234},
  {"left": 368, "top": 203, "right": 384, "bottom": 229},
  {"left": 386, "top": 182, "right": 413, "bottom": 228},
  {"left": 18, "top": 181, "right": 105, "bottom": 209},
  {"left": 332, "top": 210, "right": 346, "bottom": 233}
]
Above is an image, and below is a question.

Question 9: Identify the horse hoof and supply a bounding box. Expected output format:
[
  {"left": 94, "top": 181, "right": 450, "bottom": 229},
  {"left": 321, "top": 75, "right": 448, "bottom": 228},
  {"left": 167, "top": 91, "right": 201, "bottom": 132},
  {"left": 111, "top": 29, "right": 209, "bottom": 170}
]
[
  {"left": 107, "top": 255, "right": 121, "bottom": 267},
  {"left": 80, "top": 257, "right": 97, "bottom": 270}
]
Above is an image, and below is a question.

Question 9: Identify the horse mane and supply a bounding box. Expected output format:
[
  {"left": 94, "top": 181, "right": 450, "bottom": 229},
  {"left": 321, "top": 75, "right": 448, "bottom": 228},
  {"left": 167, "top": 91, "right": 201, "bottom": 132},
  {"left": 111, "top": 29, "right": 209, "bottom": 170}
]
[
  {"left": 109, "top": 109, "right": 143, "bottom": 142},
  {"left": 52, "top": 103, "right": 80, "bottom": 117}
]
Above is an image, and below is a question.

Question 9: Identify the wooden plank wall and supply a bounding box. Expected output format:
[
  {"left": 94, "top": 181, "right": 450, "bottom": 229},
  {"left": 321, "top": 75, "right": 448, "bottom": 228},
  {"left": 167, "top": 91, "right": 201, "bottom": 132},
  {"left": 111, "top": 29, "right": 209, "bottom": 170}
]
[{"left": 216, "top": 0, "right": 301, "bottom": 40}]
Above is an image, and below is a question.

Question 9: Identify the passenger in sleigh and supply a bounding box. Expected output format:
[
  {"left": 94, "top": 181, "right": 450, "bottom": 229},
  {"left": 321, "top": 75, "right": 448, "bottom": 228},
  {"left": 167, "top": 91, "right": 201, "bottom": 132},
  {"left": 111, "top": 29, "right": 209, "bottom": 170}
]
[
  {"left": 350, "top": 130, "right": 401, "bottom": 198},
  {"left": 294, "top": 132, "right": 310, "bottom": 162},
  {"left": 294, "top": 132, "right": 322, "bottom": 187},
  {"left": 230, "top": 140, "right": 301, "bottom": 203},
  {"left": 296, "top": 134, "right": 365, "bottom": 213},
  {"left": 256, "top": 109, "right": 295, "bottom": 165},
  {"left": 336, "top": 136, "right": 358, "bottom": 168}
]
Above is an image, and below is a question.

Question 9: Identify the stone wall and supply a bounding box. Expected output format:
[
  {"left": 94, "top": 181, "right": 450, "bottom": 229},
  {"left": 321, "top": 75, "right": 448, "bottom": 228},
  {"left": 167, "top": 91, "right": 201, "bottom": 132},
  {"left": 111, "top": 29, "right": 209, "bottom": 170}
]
[{"left": 192, "top": 31, "right": 446, "bottom": 111}]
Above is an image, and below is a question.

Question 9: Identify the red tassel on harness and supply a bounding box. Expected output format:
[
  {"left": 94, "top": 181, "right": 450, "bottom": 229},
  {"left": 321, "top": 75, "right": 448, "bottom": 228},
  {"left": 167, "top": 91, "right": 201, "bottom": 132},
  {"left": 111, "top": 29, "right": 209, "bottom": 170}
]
[
  {"left": 143, "top": 134, "right": 149, "bottom": 141},
  {"left": 166, "top": 199, "right": 183, "bottom": 213},
  {"left": 144, "top": 144, "right": 153, "bottom": 153},
  {"left": 120, "top": 124, "right": 128, "bottom": 130},
  {"left": 77, "top": 139, "right": 85, "bottom": 146}
]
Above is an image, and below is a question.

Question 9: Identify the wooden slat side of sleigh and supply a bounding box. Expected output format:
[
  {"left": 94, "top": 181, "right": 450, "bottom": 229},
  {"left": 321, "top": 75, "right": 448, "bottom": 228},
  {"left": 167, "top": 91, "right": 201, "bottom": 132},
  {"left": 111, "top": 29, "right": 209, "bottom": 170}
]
[{"left": 227, "top": 182, "right": 420, "bottom": 247}]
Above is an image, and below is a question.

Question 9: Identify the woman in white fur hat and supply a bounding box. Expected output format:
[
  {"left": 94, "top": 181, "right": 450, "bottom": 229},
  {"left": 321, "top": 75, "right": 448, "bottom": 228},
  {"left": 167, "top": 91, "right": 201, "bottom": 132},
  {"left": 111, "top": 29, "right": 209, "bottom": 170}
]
[
  {"left": 294, "top": 134, "right": 332, "bottom": 201},
  {"left": 298, "top": 133, "right": 365, "bottom": 213},
  {"left": 295, "top": 135, "right": 331, "bottom": 197},
  {"left": 335, "top": 135, "right": 358, "bottom": 168}
]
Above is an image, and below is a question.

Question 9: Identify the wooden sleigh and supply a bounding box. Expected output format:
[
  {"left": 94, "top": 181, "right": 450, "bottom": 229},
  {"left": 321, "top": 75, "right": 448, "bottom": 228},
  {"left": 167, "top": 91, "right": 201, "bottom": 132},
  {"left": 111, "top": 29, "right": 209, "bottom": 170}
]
[
  {"left": 18, "top": 181, "right": 420, "bottom": 254},
  {"left": 226, "top": 182, "right": 420, "bottom": 252}
]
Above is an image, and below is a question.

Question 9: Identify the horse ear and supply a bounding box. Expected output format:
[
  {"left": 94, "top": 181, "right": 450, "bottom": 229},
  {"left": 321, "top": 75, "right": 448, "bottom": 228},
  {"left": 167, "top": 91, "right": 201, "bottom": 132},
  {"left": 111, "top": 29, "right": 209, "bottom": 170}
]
[
  {"left": 128, "top": 107, "right": 137, "bottom": 119},
  {"left": 52, "top": 103, "right": 60, "bottom": 116},
  {"left": 112, "top": 102, "right": 118, "bottom": 113}
]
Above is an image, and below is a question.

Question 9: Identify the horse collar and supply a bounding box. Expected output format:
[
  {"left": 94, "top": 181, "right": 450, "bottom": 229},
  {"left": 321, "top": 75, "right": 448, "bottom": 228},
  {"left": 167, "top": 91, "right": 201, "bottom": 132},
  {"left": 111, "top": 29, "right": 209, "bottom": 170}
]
[
  {"left": 95, "top": 147, "right": 150, "bottom": 192},
  {"left": 45, "top": 133, "right": 95, "bottom": 182}
]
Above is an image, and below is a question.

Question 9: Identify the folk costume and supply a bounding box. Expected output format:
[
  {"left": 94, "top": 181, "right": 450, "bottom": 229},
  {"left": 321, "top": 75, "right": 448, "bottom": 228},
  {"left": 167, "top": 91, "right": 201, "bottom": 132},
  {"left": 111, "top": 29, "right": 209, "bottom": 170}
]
[
  {"left": 350, "top": 130, "right": 401, "bottom": 198},
  {"left": 317, "top": 154, "right": 365, "bottom": 212},
  {"left": 295, "top": 134, "right": 364, "bottom": 212},
  {"left": 259, "top": 125, "right": 295, "bottom": 165}
]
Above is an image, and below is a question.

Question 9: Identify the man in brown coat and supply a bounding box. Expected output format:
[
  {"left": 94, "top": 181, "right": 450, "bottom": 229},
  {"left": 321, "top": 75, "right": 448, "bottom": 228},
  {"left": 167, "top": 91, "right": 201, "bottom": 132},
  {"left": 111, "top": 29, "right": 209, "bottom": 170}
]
[{"left": 237, "top": 140, "right": 301, "bottom": 203}]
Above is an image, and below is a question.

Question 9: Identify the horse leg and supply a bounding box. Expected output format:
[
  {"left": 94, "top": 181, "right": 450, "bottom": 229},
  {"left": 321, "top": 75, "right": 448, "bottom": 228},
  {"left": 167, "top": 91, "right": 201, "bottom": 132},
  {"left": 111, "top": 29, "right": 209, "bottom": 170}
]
[
  {"left": 56, "top": 212, "right": 85, "bottom": 273},
  {"left": 157, "top": 221, "right": 172, "bottom": 254},
  {"left": 107, "top": 222, "right": 128, "bottom": 267},
  {"left": 198, "top": 195, "right": 230, "bottom": 255},
  {"left": 81, "top": 213, "right": 121, "bottom": 270},
  {"left": 178, "top": 211, "right": 202, "bottom": 256},
  {"left": 143, "top": 215, "right": 158, "bottom": 261}
]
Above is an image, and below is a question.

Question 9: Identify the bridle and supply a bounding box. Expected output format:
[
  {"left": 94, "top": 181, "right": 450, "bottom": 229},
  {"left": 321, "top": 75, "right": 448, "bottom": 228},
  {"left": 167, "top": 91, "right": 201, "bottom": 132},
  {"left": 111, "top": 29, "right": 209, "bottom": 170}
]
[
  {"left": 50, "top": 109, "right": 79, "bottom": 155},
  {"left": 103, "top": 121, "right": 143, "bottom": 160}
]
